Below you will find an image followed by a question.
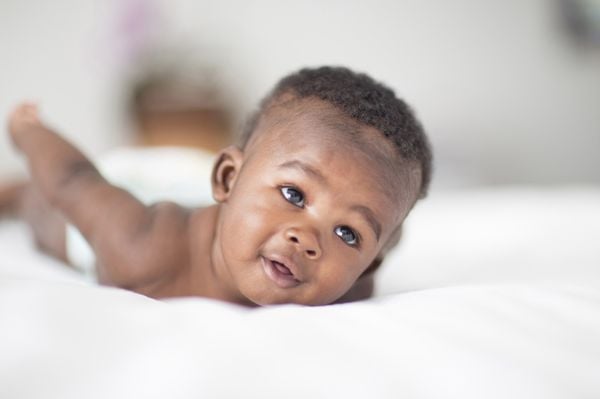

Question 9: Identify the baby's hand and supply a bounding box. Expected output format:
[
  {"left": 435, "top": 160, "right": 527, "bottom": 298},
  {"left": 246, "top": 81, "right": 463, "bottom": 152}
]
[{"left": 7, "top": 102, "right": 42, "bottom": 144}]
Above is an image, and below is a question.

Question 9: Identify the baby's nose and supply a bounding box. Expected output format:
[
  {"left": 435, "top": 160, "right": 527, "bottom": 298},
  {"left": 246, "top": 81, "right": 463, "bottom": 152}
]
[{"left": 285, "top": 227, "right": 322, "bottom": 260}]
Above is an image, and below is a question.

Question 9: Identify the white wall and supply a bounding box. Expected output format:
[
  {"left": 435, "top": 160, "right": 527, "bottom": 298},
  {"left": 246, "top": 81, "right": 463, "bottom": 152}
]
[
  {"left": 0, "top": 1, "right": 124, "bottom": 179},
  {"left": 1, "top": 0, "right": 599, "bottom": 187}
]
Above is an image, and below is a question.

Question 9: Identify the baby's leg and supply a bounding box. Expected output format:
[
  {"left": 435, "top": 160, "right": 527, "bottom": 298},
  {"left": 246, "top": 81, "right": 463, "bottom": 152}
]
[
  {"left": 5, "top": 105, "right": 71, "bottom": 262},
  {"left": 0, "top": 181, "right": 25, "bottom": 215},
  {"left": 8, "top": 103, "right": 190, "bottom": 288},
  {"left": 0, "top": 180, "right": 68, "bottom": 263},
  {"left": 19, "top": 183, "right": 69, "bottom": 263}
]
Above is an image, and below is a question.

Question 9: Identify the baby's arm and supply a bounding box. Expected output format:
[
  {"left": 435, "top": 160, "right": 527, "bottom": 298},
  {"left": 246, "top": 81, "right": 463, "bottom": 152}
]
[{"left": 8, "top": 104, "right": 189, "bottom": 288}]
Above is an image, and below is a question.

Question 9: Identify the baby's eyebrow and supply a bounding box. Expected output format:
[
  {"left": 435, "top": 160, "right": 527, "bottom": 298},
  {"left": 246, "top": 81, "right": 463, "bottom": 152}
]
[
  {"left": 278, "top": 160, "right": 328, "bottom": 185},
  {"left": 350, "top": 205, "right": 382, "bottom": 242}
]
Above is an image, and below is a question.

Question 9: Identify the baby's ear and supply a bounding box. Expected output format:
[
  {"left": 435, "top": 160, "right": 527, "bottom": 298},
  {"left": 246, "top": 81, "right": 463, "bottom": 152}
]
[{"left": 211, "top": 145, "right": 244, "bottom": 202}]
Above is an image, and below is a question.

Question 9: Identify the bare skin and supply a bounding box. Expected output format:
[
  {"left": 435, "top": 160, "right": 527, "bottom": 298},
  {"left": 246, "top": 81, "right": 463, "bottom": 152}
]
[
  {"left": 6, "top": 100, "right": 420, "bottom": 306},
  {"left": 0, "top": 181, "right": 24, "bottom": 215}
]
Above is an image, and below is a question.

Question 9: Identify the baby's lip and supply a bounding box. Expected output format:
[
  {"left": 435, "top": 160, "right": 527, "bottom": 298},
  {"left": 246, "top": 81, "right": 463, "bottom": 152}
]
[{"left": 261, "top": 254, "right": 303, "bottom": 288}]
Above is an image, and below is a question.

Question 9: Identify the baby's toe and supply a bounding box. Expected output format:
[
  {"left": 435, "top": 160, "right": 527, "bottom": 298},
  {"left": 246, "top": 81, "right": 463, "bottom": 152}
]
[
  {"left": 11, "top": 102, "right": 40, "bottom": 124},
  {"left": 20, "top": 102, "right": 39, "bottom": 120},
  {"left": 8, "top": 102, "right": 42, "bottom": 138}
]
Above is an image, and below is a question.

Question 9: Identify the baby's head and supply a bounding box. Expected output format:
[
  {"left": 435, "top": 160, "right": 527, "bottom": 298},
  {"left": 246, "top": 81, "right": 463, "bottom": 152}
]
[{"left": 210, "top": 66, "right": 432, "bottom": 306}]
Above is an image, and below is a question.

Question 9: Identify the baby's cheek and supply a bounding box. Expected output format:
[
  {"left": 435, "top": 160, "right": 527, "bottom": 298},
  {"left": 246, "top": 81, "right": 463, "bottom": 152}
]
[
  {"left": 313, "top": 267, "right": 358, "bottom": 302},
  {"left": 223, "top": 197, "right": 276, "bottom": 258}
]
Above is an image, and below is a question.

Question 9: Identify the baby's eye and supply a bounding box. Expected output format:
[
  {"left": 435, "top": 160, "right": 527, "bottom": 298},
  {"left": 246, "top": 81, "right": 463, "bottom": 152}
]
[
  {"left": 334, "top": 225, "right": 359, "bottom": 246},
  {"left": 280, "top": 186, "right": 305, "bottom": 207}
]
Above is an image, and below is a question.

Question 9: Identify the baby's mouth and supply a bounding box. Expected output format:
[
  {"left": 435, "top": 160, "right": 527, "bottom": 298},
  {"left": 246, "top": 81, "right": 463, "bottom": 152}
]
[
  {"left": 273, "top": 260, "right": 293, "bottom": 275},
  {"left": 261, "top": 256, "right": 301, "bottom": 289}
]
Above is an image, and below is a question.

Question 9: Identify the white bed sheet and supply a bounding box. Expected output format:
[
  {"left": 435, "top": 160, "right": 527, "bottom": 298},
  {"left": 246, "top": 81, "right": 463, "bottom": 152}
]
[
  {"left": 1, "top": 186, "right": 599, "bottom": 399},
  {"left": 377, "top": 186, "right": 600, "bottom": 293}
]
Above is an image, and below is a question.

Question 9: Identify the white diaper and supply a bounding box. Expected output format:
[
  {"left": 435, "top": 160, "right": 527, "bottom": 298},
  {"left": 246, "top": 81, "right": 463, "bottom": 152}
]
[{"left": 66, "top": 146, "right": 216, "bottom": 277}]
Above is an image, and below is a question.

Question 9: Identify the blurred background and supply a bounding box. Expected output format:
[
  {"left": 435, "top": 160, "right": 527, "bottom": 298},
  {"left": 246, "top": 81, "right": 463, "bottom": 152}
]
[{"left": 1, "top": 0, "right": 599, "bottom": 190}]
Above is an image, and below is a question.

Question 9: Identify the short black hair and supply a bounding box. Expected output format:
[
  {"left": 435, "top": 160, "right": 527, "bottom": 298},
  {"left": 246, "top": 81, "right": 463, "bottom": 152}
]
[{"left": 241, "top": 66, "right": 433, "bottom": 198}]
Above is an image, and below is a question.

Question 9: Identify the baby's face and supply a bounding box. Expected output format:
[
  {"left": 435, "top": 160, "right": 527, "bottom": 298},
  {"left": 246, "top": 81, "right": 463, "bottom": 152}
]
[{"left": 215, "top": 100, "right": 418, "bottom": 305}]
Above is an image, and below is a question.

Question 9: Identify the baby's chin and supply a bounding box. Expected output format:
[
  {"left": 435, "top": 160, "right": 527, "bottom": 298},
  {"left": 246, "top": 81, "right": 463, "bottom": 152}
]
[{"left": 239, "top": 284, "right": 346, "bottom": 307}]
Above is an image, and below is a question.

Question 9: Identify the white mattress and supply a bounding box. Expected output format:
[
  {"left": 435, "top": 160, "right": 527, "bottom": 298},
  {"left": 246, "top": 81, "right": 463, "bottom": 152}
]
[{"left": 1, "top": 186, "right": 599, "bottom": 399}]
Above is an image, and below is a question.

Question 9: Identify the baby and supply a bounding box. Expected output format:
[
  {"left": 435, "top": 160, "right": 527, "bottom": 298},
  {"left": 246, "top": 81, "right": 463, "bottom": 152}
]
[{"left": 6, "top": 66, "right": 432, "bottom": 306}]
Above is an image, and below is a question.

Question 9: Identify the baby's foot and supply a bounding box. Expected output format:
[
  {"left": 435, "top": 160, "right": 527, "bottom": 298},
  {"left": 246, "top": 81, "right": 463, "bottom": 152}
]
[{"left": 7, "top": 102, "right": 43, "bottom": 142}]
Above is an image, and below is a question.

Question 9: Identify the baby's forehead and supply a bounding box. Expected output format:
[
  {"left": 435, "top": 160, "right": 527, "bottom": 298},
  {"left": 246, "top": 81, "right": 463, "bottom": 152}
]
[
  {"left": 258, "top": 96, "right": 362, "bottom": 135},
  {"left": 250, "top": 97, "right": 389, "bottom": 154}
]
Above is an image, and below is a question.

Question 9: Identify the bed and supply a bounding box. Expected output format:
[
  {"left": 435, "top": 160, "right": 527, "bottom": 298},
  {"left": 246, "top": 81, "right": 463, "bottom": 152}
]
[{"left": 1, "top": 186, "right": 599, "bottom": 399}]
